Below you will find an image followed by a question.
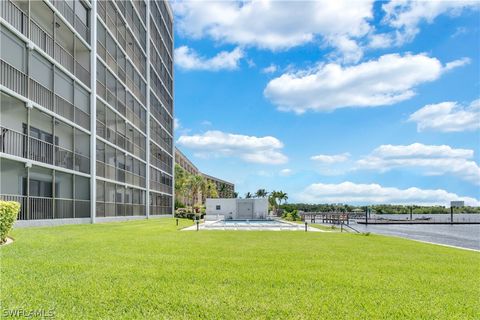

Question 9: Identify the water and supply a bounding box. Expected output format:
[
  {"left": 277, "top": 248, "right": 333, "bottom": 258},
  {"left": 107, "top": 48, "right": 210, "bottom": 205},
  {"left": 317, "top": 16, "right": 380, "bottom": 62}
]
[
  {"left": 349, "top": 215, "right": 480, "bottom": 250},
  {"left": 222, "top": 219, "right": 283, "bottom": 225},
  {"left": 369, "top": 213, "right": 480, "bottom": 223}
]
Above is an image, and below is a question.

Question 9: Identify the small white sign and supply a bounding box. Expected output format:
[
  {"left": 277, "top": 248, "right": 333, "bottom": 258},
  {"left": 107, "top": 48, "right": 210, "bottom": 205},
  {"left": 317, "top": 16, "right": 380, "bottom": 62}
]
[{"left": 450, "top": 201, "right": 464, "bottom": 207}]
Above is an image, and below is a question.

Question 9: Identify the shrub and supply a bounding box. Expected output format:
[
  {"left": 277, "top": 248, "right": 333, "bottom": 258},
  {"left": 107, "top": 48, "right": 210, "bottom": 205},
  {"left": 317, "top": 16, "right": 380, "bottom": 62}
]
[{"left": 0, "top": 201, "right": 20, "bottom": 244}]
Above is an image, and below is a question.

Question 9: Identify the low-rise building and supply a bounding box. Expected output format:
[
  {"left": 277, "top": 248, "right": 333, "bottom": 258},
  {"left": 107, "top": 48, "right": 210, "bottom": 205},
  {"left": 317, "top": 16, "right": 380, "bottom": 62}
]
[
  {"left": 205, "top": 198, "right": 268, "bottom": 220},
  {"left": 175, "top": 147, "right": 235, "bottom": 205}
]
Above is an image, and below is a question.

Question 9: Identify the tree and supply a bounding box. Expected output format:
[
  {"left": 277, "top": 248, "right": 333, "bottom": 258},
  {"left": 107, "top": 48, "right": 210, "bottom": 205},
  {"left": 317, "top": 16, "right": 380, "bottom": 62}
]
[
  {"left": 277, "top": 191, "right": 288, "bottom": 206},
  {"left": 233, "top": 192, "right": 239, "bottom": 198},
  {"left": 245, "top": 192, "right": 253, "bottom": 199},
  {"left": 204, "top": 181, "right": 219, "bottom": 200},
  {"left": 269, "top": 191, "right": 279, "bottom": 214},
  {"left": 219, "top": 183, "right": 227, "bottom": 197},
  {"left": 186, "top": 174, "right": 205, "bottom": 209},
  {"left": 174, "top": 164, "right": 188, "bottom": 206},
  {"left": 255, "top": 189, "right": 268, "bottom": 198}
]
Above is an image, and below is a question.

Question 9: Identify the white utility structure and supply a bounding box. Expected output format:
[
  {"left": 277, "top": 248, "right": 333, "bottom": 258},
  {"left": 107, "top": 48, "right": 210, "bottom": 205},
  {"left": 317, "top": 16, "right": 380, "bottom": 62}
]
[{"left": 205, "top": 198, "right": 269, "bottom": 220}]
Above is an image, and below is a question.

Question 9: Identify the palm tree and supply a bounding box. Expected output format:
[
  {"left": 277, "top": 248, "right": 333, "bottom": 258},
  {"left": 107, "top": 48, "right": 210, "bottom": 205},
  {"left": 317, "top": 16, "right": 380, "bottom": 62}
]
[
  {"left": 245, "top": 192, "right": 253, "bottom": 199},
  {"left": 204, "top": 181, "right": 219, "bottom": 200},
  {"left": 174, "top": 164, "right": 188, "bottom": 206},
  {"left": 255, "top": 189, "right": 268, "bottom": 198},
  {"left": 219, "top": 183, "right": 227, "bottom": 197},
  {"left": 186, "top": 174, "right": 206, "bottom": 209},
  {"left": 277, "top": 191, "right": 288, "bottom": 206},
  {"left": 269, "top": 190, "right": 279, "bottom": 214}
]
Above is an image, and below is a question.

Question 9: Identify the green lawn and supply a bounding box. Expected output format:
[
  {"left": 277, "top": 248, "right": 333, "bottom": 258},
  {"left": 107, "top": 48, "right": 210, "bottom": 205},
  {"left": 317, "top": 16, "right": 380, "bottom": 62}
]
[{"left": 1, "top": 219, "right": 479, "bottom": 319}]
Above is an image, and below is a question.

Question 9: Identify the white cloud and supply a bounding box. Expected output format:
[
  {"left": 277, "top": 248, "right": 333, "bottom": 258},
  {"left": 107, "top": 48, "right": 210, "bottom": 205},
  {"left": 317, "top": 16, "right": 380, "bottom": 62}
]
[
  {"left": 264, "top": 53, "right": 468, "bottom": 114},
  {"left": 356, "top": 143, "right": 480, "bottom": 185},
  {"left": 279, "top": 168, "right": 293, "bottom": 176},
  {"left": 174, "top": 118, "right": 181, "bottom": 130},
  {"left": 262, "top": 64, "right": 278, "bottom": 74},
  {"left": 311, "top": 153, "right": 350, "bottom": 164},
  {"left": 174, "top": 0, "right": 374, "bottom": 61},
  {"left": 409, "top": 99, "right": 480, "bottom": 132},
  {"left": 298, "top": 181, "right": 480, "bottom": 206},
  {"left": 175, "top": 46, "right": 244, "bottom": 71},
  {"left": 177, "top": 130, "right": 288, "bottom": 165},
  {"left": 382, "top": 0, "right": 480, "bottom": 45}
]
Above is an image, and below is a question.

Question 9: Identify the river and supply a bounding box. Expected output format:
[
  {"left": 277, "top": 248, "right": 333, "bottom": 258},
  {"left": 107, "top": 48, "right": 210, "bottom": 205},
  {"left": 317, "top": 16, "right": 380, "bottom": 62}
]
[{"left": 348, "top": 214, "right": 480, "bottom": 250}]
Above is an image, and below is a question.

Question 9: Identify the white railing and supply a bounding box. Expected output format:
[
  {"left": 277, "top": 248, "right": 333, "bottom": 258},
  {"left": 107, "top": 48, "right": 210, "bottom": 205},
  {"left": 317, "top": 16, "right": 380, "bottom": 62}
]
[
  {"left": 0, "top": 59, "right": 27, "bottom": 96},
  {"left": 0, "top": 126, "right": 26, "bottom": 158},
  {"left": 54, "top": 42, "right": 74, "bottom": 73},
  {"left": 29, "top": 78, "right": 54, "bottom": 111},
  {"left": 0, "top": 194, "right": 27, "bottom": 220},
  {"left": 0, "top": 0, "right": 28, "bottom": 36},
  {"left": 29, "top": 196, "right": 53, "bottom": 220},
  {"left": 31, "top": 20, "right": 54, "bottom": 57}
]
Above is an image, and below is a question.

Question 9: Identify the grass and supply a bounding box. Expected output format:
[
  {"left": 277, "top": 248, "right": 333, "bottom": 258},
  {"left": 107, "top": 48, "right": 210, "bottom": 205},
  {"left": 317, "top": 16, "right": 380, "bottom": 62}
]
[{"left": 1, "top": 219, "right": 479, "bottom": 319}]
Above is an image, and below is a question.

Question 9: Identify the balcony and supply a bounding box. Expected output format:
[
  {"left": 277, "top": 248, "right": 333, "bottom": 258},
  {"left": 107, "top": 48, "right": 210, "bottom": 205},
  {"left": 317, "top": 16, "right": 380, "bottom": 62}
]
[
  {"left": 0, "top": 59, "right": 90, "bottom": 130},
  {"left": 30, "top": 19, "right": 90, "bottom": 86},
  {"left": 50, "top": 0, "right": 90, "bottom": 43},
  {"left": 0, "top": 194, "right": 90, "bottom": 220},
  {"left": 0, "top": 0, "right": 28, "bottom": 36},
  {"left": 0, "top": 0, "right": 90, "bottom": 87},
  {"left": 0, "top": 125, "right": 90, "bottom": 174}
]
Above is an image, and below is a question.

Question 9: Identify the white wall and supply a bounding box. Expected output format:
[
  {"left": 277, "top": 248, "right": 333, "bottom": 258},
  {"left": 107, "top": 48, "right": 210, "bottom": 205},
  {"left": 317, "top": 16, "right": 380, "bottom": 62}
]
[
  {"left": 206, "top": 198, "right": 268, "bottom": 220},
  {"left": 253, "top": 198, "right": 268, "bottom": 219},
  {"left": 206, "top": 198, "right": 237, "bottom": 220}
]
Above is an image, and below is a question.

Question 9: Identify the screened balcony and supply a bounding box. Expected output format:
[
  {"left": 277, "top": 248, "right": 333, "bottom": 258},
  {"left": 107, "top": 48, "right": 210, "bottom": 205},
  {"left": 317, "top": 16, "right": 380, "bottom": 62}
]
[{"left": 0, "top": 158, "right": 90, "bottom": 220}]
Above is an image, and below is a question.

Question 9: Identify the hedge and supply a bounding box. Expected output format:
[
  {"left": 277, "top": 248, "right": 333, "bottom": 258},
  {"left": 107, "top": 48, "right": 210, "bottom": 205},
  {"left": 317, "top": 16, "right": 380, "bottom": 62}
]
[{"left": 0, "top": 201, "right": 20, "bottom": 244}]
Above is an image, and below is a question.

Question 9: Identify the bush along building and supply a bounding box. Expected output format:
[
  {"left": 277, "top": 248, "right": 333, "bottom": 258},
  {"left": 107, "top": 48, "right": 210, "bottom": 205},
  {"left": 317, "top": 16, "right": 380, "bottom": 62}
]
[{"left": 0, "top": 0, "right": 174, "bottom": 225}]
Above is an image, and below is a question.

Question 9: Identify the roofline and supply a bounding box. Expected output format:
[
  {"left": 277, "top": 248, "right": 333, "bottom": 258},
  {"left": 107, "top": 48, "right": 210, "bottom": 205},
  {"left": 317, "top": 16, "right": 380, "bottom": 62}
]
[
  {"left": 201, "top": 173, "right": 234, "bottom": 186},
  {"left": 174, "top": 147, "right": 199, "bottom": 172}
]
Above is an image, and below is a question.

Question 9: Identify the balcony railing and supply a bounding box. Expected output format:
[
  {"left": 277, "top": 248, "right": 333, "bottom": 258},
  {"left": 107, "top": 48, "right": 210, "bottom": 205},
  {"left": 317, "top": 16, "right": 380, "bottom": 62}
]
[
  {"left": 75, "top": 61, "right": 90, "bottom": 86},
  {"left": 29, "top": 79, "right": 54, "bottom": 112},
  {"left": 29, "top": 135, "right": 54, "bottom": 164},
  {"left": 0, "top": 194, "right": 27, "bottom": 220},
  {"left": 0, "top": 59, "right": 27, "bottom": 96},
  {"left": 150, "top": 180, "right": 172, "bottom": 195},
  {"left": 1, "top": 59, "right": 90, "bottom": 131},
  {"left": 29, "top": 196, "right": 53, "bottom": 220},
  {"left": 0, "top": 126, "right": 90, "bottom": 173},
  {"left": 96, "top": 161, "right": 145, "bottom": 188},
  {"left": 31, "top": 20, "right": 54, "bottom": 57},
  {"left": 0, "top": 126, "right": 26, "bottom": 158},
  {"left": 96, "top": 202, "right": 145, "bottom": 217},
  {"left": 51, "top": 0, "right": 90, "bottom": 43},
  {"left": 31, "top": 18, "right": 90, "bottom": 87},
  {"left": 150, "top": 206, "right": 171, "bottom": 215},
  {"left": 54, "top": 42, "right": 74, "bottom": 74},
  {"left": 55, "top": 146, "right": 74, "bottom": 170},
  {"left": 55, "top": 95, "right": 75, "bottom": 121},
  {"left": 0, "top": 195, "right": 90, "bottom": 220},
  {"left": 0, "top": 0, "right": 28, "bottom": 36}
]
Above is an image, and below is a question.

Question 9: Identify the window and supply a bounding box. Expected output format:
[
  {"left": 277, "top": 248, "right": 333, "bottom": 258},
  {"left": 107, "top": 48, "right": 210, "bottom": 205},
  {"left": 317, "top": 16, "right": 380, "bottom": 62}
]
[{"left": 216, "top": 205, "right": 221, "bottom": 210}]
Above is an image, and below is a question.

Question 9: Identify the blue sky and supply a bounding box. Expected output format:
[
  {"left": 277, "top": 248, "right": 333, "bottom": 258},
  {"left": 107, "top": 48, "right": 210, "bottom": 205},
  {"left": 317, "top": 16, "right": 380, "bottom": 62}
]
[{"left": 171, "top": 1, "right": 480, "bottom": 206}]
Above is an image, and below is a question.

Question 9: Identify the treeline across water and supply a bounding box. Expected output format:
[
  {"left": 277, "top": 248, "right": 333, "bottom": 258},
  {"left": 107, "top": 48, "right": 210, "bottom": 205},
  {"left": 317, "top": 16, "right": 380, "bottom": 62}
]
[{"left": 279, "top": 203, "right": 480, "bottom": 214}]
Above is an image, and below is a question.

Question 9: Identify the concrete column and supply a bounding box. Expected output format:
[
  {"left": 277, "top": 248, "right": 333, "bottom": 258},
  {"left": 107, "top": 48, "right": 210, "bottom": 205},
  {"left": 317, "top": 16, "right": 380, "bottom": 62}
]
[
  {"left": 145, "top": 1, "right": 151, "bottom": 219},
  {"left": 89, "top": 2, "right": 97, "bottom": 224}
]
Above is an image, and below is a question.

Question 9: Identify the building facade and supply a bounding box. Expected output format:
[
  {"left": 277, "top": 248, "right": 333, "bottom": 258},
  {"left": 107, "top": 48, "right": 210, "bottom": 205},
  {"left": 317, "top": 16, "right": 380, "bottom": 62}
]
[
  {"left": 205, "top": 198, "right": 268, "bottom": 220},
  {"left": 201, "top": 173, "right": 235, "bottom": 199},
  {"left": 0, "top": 0, "right": 174, "bottom": 224},
  {"left": 174, "top": 147, "right": 235, "bottom": 205}
]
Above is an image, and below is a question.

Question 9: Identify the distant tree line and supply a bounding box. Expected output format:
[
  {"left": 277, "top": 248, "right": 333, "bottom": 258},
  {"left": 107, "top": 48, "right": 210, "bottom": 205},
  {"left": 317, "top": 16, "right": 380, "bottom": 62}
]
[{"left": 279, "top": 203, "right": 480, "bottom": 214}]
